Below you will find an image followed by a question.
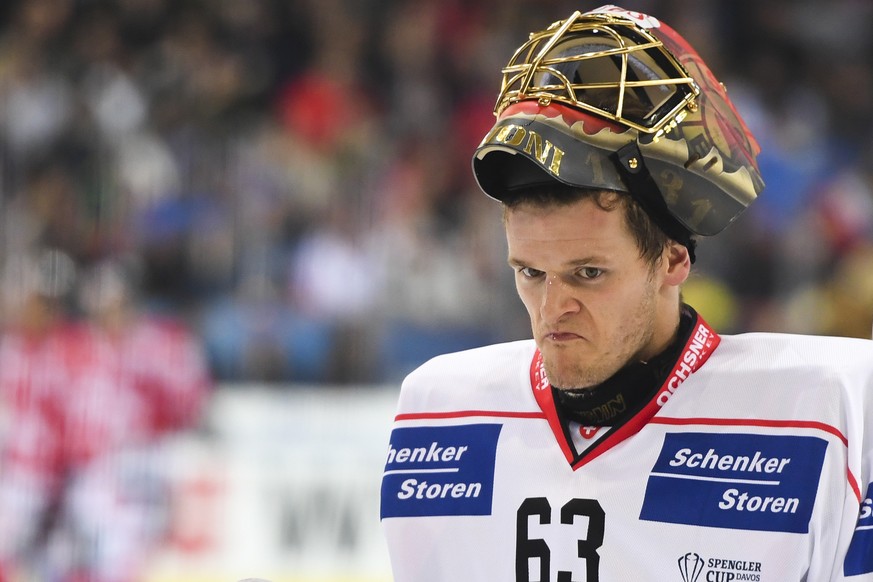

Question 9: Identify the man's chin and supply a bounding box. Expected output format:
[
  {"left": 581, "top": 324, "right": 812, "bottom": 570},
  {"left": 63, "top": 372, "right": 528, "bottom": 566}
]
[
  {"left": 542, "top": 361, "right": 605, "bottom": 391},
  {"left": 546, "top": 367, "right": 602, "bottom": 390}
]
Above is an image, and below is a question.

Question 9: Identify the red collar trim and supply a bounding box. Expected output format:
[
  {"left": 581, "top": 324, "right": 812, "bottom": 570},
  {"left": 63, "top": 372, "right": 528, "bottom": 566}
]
[{"left": 529, "top": 313, "right": 720, "bottom": 469}]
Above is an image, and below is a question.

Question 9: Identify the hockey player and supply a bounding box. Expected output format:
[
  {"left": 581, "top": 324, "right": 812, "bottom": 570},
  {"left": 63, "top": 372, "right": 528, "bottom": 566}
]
[
  {"left": 0, "top": 257, "right": 211, "bottom": 581},
  {"left": 380, "top": 5, "right": 873, "bottom": 581}
]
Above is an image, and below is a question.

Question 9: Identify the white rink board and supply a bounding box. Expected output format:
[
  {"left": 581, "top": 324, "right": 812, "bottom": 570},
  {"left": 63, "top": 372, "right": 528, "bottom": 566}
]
[{"left": 144, "top": 385, "right": 398, "bottom": 582}]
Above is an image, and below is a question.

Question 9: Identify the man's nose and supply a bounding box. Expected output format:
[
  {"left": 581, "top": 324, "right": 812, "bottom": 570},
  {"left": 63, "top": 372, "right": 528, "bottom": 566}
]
[{"left": 540, "top": 274, "right": 580, "bottom": 323}]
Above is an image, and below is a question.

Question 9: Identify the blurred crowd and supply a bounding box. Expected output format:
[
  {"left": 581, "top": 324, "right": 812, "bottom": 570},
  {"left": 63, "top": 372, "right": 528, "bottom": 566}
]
[{"left": 0, "top": 0, "right": 871, "bottom": 389}]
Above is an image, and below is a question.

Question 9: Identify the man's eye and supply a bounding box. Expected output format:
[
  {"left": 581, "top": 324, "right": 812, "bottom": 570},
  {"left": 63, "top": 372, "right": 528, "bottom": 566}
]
[
  {"left": 519, "top": 267, "right": 544, "bottom": 278},
  {"left": 579, "top": 267, "right": 603, "bottom": 279}
]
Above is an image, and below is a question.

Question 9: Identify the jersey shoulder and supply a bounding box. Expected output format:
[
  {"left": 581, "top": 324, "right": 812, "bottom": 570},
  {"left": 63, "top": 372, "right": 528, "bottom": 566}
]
[
  {"left": 708, "top": 332, "right": 873, "bottom": 425},
  {"left": 396, "top": 339, "right": 538, "bottom": 416},
  {"left": 717, "top": 331, "right": 873, "bottom": 376}
]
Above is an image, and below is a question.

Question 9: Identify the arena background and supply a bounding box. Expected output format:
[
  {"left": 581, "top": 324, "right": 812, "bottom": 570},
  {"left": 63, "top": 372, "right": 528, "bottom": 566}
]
[{"left": 0, "top": 0, "right": 870, "bottom": 580}]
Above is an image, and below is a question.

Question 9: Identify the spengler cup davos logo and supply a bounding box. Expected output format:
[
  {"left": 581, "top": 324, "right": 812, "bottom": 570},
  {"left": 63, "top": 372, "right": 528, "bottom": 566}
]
[{"left": 678, "top": 552, "right": 763, "bottom": 582}]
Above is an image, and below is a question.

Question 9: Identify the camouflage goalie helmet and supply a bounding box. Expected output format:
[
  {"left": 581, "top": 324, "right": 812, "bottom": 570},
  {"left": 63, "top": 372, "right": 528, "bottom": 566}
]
[{"left": 472, "top": 4, "right": 765, "bottom": 243}]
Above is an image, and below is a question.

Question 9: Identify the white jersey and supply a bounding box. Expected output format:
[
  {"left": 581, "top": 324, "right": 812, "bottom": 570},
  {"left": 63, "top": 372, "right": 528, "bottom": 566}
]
[{"left": 380, "top": 314, "right": 873, "bottom": 582}]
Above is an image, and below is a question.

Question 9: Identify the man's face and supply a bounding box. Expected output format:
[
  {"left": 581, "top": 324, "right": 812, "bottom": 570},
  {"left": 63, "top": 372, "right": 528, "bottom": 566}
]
[{"left": 505, "top": 196, "right": 679, "bottom": 390}]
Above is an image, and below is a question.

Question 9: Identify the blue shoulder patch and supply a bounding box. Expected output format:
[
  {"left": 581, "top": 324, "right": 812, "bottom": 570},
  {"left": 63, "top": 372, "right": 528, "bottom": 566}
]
[
  {"left": 380, "top": 423, "right": 502, "bottom": 519},
  {"left": 845, "top": 483, "right": 873, "bottom": 576},
  {"left": 640, "top": 432, "right": 827, "bottom": 533}
]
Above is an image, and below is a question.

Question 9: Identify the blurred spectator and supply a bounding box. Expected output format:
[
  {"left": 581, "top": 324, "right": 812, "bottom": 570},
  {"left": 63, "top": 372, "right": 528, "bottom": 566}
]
[
  {"left": 201, "top": 272, "right": 335, "bottom": 383},
  {"left": 288, "top": 202, "right": 382, "bottom": 382}
]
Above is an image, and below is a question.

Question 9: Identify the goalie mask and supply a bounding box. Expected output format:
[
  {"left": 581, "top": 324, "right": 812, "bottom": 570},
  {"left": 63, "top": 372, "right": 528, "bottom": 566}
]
[{"left": 472, "top": 5, "right": 765, "bottom": 250}]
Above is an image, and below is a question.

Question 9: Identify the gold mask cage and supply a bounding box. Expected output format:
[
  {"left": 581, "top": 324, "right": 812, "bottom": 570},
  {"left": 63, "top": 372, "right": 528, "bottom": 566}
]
[{"left": 495, "top": 11, "right": 701, "bottom": 136}]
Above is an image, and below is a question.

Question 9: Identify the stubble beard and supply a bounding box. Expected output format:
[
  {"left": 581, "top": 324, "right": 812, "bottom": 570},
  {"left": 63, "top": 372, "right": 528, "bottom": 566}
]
[{"left": 542, "top": 283, "right": 658, "bottom": 391}]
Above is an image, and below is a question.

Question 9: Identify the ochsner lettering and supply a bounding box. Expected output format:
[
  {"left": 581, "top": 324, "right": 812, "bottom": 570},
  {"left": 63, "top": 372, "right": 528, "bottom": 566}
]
[{"left": 657, "top": 322, "right": 718, "bottom": 406}]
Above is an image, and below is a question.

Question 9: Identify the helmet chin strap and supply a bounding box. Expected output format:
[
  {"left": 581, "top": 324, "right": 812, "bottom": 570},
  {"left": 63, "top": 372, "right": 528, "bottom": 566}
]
[{"left": 612, "top": 141, "right": 697, "bottom": 264}]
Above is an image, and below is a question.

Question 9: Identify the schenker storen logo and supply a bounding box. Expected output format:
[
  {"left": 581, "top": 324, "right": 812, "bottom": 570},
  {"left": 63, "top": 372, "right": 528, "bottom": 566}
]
[
  {"left": 641, "top": 432, "right": 827, "bottom": 533},
  {"left": 845, "top": 483, "right": 873, "bottom": 576},
  {"left": 380, "top": 424, "right": 502, "bottom": 518}
]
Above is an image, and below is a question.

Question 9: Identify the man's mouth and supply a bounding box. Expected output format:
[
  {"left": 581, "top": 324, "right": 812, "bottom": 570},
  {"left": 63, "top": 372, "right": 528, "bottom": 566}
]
[{"left": 544, "top": 331, "right": 584, "bottom": 343}]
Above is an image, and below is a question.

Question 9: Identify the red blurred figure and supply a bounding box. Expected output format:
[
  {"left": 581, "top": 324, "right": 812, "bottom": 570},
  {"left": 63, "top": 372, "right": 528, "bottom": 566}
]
[{"left": 0, "top": 254, "right": 211, "bottom": 582}]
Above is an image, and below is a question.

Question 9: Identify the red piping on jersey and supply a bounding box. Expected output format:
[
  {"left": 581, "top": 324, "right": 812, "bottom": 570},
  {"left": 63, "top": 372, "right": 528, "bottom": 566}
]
[
  {"left": 652, "top": 416, "right": 861, "bottom": 503},
  {"left": 650, "top": 417, "right": 848, "bottom": 447},
  {"left": 847, "top": 469, "right": 861, "bottom": 503},
  {"left": 530, "top": 314, "right": 720, "bottom": 470},
  {"left": 529, "top": 343, "right": 579, "bottom": 464},
  {"left": 394, "top": 410, "right": 547, "bottom": 422}
]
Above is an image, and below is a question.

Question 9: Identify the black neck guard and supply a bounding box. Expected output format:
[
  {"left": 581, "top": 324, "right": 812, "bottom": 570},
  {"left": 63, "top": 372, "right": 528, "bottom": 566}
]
[{"left": 553, "top": 304, "right": 697, "bottom": 426}]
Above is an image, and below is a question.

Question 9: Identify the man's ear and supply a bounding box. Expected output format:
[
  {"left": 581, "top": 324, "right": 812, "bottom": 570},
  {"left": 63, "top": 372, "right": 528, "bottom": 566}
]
[{"left": 662, "top": 241, "right": 691, "bottom": 287}]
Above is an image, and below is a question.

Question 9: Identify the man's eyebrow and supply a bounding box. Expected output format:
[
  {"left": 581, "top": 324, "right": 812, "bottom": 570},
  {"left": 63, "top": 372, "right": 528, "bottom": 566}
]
[
  {"left": 567, "top": 256, "right": 608, "bottom": 266},
  {"left": 507, "top": 256, "right": 607, "bottom": 268}
]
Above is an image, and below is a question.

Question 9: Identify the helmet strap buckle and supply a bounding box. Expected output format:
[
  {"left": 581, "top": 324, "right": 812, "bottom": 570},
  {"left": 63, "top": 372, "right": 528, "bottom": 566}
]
[{"left": 613, "top": 142, "right": 697, "bottom": 263}]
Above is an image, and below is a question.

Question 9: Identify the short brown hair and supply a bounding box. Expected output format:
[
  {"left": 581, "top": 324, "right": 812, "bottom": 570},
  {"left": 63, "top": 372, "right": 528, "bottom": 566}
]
[{"left": 501, "top": 184, "right": 672, "bottom": 267}]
